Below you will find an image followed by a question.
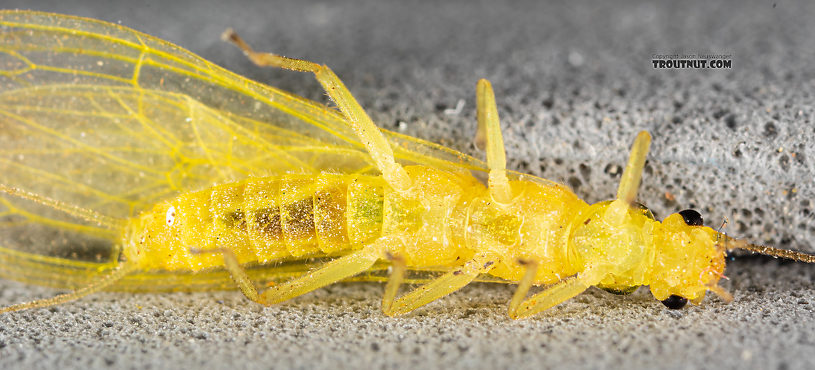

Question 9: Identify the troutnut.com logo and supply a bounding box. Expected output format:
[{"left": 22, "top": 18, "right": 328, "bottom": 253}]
[{"left": 652, "top": 53, "right": 732, "bottom": 69}]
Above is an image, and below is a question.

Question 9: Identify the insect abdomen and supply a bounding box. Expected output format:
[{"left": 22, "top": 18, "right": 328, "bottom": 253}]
[
  {"left": 137, "top": 174, "right": 385, "bottom": 271},
  {"left": 226, "top": 174, "right": 386, "bottom": 260}
]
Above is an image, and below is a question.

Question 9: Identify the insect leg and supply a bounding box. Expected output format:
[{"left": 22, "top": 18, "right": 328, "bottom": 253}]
[
  {"left": 475, "top": 79, "right": 512, "bottom": 204},
  {"left": 0, "top": 263, "right": 135, "bottom": 314},
  {"left": 382, "top": 252, "right": 498, "bottom": 316},
  {"left": 616, "top": 131, "right": 651, "bottom": 204},
  {"left": 381, "top": 253, "right": 406, "bottom": 314},
  {"left": 222, "top": 30, "right": 411, "bottom": 193},
  {"left": 205, "top": 238, "right": 391, "bottom": 305},
  {"left": 507, "top": 260, "right": 539, "bottom": 316},
  {"left": 507, "top": 270, "right": 596, "bottom": 319}
]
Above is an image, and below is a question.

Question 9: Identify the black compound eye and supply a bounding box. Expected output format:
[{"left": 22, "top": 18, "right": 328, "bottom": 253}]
[
  {"left": 678, "top": 209, "right": 703, "bottom": 226},
  {"left": 661, "top": 295, "right": 688, "bottom": 309}
]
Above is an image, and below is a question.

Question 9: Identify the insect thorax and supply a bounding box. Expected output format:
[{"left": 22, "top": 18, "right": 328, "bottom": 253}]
[
  {"left": 464, "top": 179, "right": 589, "bottom": 284},
  {"left": 563, "top": 200, "right": 658, "bottom": 292}
]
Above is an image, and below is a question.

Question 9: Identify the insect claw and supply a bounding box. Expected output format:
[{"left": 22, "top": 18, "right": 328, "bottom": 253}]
[
  {"left": 220, "top": 28, "right": 236, "bottom": 42},
  {"left": 221, "top": 28, "right": 248, "bottom": 52}
]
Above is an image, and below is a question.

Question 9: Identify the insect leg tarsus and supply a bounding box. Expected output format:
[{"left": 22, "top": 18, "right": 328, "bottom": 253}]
[
  {"left": 381, "top": 253, "right": 406, "bottom": 314},
  {"left": 507, "top": 259, "right": 539, "bottom": 317},
  {"left": 475, "top": 79, "right": 512, "bottom": 204},
  {"left": 194, "top": 247, "right": 263, "bottom": 302},
  {"left": 381, "top": 252, "right": 499, "bottom": 317},
  {"left": 222, "top": 30, "right": 412, "bottom": 193}
]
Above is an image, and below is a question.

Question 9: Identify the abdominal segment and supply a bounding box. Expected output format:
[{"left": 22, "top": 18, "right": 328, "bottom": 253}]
[{"left": 149, "top": 174, "right": 386, "bottom": 271}]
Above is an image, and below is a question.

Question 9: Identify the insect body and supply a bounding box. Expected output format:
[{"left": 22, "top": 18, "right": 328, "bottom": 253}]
[
  {"left": 1, "top": 11, "right": 813, "bottom": 318},
  {"left": 129, "top": 169, "right": 485, "bottom": 273}
]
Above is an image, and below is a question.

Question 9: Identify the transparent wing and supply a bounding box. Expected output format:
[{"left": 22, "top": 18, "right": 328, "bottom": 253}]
[
  {"left": 0, "top": 10, "right": 487, "bottom": 218},
  {"left": 0, "top": 11, "right": 489, "bottom": 288}
]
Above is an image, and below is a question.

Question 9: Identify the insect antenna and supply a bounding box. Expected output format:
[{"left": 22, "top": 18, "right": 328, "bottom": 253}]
[
  {"left": 0, "top": 263, "right": 137, "bottom": 314},
  {"left": 726, "top": 238, "right": 815, "bottom": 263},
  {"left": 0, "top": 184, "right": 124, "bottom": 230}
]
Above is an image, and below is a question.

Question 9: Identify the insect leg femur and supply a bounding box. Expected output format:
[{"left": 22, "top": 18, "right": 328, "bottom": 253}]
[
  {"left": 616, "top": 131, "right": 651, "bottom": 205},
  {"left": 475, "top": 79, "right": 512, "bottom": 204}
]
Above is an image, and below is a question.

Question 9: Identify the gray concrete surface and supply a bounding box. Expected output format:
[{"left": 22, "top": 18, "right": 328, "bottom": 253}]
[{"left": 1, "top": 1, "right": 814, "bottom": 369}]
